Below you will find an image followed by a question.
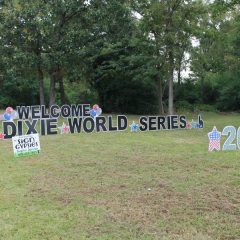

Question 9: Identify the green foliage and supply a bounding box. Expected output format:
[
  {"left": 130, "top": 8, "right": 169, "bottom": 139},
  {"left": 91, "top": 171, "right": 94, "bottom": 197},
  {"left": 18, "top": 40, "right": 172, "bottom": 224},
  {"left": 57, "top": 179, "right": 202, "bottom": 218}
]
[
  {"left": 63, "top": 81, "right": 98, "bottom": 105},
  {"left": 0, "top": 76, "right": 39, "bottom": 108},
  {"left": 193, "top": 103, "right": 218, "bottom": 112},
  {"left": 175, "top": 100, "right": 194, "bottom": 113},
  {"left": 91, "top": 39, "right": 158, "bottom": 114},
  {"left": 174, "top": 80, "right": 200, "bottom": 105},
  {"left": 0, "top": 0, "right": 240, "bottom": 113},
  {"left": 216, "top": 73, "right": 240, "bottom": 111}
]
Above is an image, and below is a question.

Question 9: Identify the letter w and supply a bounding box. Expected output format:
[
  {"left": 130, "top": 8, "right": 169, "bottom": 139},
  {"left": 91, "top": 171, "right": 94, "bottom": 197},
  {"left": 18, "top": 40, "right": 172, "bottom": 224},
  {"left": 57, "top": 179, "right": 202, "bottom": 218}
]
[
  {"left": 68, "top": 118, "right": 82, "bottom": 133},
  {"left": 17, "top": 106, "right": 30, "bottom": 119}
]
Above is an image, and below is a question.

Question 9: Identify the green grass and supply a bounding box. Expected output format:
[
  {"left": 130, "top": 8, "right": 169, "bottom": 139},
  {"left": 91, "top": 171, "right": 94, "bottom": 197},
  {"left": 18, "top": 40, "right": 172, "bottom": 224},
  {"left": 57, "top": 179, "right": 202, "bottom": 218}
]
[{"left": 0, "top": 112, "right": 239, "bottom": 240}]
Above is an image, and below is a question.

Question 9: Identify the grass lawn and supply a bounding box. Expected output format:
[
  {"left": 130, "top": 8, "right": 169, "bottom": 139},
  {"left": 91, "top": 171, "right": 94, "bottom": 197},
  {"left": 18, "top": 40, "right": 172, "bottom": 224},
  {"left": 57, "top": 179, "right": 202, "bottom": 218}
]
[{"left": 0, "top": 112, "right": 239, "bottom": 240}]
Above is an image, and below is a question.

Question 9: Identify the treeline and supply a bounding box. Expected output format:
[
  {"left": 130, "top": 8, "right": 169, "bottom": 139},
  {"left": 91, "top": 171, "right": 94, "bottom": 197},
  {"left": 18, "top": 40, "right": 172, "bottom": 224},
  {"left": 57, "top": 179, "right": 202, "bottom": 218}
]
[{"left": 0, "top": 0, "right": 239, "bottom": 114}]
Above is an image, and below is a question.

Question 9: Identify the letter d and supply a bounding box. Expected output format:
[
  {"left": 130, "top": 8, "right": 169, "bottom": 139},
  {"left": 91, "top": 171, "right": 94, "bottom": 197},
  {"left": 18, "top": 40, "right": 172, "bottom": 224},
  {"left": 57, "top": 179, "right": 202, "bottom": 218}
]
[{"left": 3, "top": 121, "right": 17, "bottom": 139}]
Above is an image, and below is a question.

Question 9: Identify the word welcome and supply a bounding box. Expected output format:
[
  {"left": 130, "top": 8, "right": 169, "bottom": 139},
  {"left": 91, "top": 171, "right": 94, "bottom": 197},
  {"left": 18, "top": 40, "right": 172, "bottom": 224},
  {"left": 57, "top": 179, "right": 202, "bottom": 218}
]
[{"left": 16, "top": 105, "right": 91, "bottom": 119}]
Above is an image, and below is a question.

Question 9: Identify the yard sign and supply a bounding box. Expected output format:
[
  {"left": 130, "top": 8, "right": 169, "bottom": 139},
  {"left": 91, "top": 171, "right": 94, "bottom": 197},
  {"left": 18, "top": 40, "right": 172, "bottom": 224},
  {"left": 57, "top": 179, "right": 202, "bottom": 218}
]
[{"left": 12, "top": 134, "right": 40, "bottom": 157}]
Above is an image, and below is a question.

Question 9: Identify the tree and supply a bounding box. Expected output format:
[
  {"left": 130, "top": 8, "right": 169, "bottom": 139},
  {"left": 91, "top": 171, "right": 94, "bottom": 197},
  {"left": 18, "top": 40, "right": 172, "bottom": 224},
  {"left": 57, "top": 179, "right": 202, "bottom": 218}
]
[
  {"left": 190, "top": 0, "right": 238, "bottom": 104},
  {"left": 133, "top": 0, "right": 204, "bottom": 114},
  {"left": 0, "top": 0, "right": 92, "bottom": 107},
  {"left": 86, "top": 0, "right": 158, "bottom": 113}
]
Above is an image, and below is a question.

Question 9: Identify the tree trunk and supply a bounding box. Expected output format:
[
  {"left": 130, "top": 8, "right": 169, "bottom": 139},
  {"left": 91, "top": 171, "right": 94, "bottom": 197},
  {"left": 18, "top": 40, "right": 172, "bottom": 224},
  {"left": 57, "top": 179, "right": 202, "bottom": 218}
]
[
  {"left": 158, "top": 79, "right": 164, "bottom": 115},
  {"left": 168, "top": 50, "right": 174, "bottom": 115},
  {"left": 58, "top": 67, "right": 65, "bottom": 105},
  {"left": 157, "top": 67, "right": 164, "bottom": 115},
  {"left": 200, "top": 76, "right": 204, "bottom": 103},
  {"left": 49, "top": 70, "right": 56, "bottom": 107},
  {"left": 99, "top": 93, "right": 104, "bottom": 107},
  {"left": 177, "top": 48, "right": 185, "bottom": 86},
  {"left": 177, "top": 67, "right": 181, "bottom": 85},
  {"left": 38, "top": 67, "right": 45, "bottom": 106}
]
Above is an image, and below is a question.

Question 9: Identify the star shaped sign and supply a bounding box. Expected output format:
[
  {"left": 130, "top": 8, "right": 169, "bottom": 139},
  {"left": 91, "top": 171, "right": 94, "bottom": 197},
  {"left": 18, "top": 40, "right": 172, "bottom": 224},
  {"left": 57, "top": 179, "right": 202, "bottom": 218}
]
[
  {"left": 186, "top": 121, "right": 191, "bottom": 129},
  {"left": 208, "top": 126, "right": 221, "bottom": 151},
  {"left": 130, "top": 121, "right": 139, "bottom": 132},
  {"left": 190, "top": 120, "right": 197, "bottom": 129},
  {"left": 0, "top": 133, "right": 5, "bottom": 140},
  {"left": 58, "top": 123, "right": 70, "bottom": 134}
]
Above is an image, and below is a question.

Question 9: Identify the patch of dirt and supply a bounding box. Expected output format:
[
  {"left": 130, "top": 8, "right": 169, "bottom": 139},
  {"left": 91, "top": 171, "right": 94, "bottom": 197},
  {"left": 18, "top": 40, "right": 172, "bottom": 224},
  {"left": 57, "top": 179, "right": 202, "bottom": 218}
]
[
  {"left": 84, "top": 181, "right": 187, "bottom": 233},
  {"left": 193, "top": 187, "right": 240, "bottom": 215},
  {"left": 29, "top": 173, "right": 240, "bottom": 239}
]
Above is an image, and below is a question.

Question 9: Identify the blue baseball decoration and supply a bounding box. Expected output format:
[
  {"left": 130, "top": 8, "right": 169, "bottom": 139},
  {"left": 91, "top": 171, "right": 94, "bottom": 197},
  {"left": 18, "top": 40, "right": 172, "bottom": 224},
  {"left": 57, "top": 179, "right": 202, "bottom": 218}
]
[
  {"left": 3, "top": 112, "right": 12, "bottom": 121},
  {"left": 90, "top": 104, "right": 102, "bottom": 118},
  {"left": 2, "top": 107, "right": 18, "bottom": 121}
]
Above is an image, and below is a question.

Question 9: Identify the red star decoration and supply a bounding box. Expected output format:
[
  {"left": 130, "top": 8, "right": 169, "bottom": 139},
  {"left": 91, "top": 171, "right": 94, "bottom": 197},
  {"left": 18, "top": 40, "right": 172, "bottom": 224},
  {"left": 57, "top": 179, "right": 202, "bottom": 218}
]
[
  {"left": 63, "top": 125, "right": 70, "bottom": 134},
  {"left": 0, "top": 133, "right": 5, "bottom": 139}
]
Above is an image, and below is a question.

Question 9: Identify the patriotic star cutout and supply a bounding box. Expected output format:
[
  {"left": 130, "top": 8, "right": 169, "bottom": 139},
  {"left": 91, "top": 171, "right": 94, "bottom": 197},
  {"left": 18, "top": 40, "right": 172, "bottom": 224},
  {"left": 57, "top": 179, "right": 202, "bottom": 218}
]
[
  {"left": 186, "top": 121, "right": 191, "bottom": 129},
  {"left": 58, "top": 122, "right": 70, "bottom": 134},
  {"left": 0, "top": 133, "right": 5, "bottom": 140},
  {"left": 130, "top": 121, "right": 139, "bottom": 132},
  {"left": 208, "top": 126, "right": 221, "bottom": 151},
  {"left": 190, "top": 120, "right": 197, "bottom": 129}
]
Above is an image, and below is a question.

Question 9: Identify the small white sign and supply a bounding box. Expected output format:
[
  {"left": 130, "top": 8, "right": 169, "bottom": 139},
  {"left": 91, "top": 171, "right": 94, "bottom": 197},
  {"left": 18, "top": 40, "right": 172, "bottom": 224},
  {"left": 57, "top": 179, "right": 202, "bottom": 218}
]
[{"left": 12, "top": 134, "right": 41, "bottom": 157}]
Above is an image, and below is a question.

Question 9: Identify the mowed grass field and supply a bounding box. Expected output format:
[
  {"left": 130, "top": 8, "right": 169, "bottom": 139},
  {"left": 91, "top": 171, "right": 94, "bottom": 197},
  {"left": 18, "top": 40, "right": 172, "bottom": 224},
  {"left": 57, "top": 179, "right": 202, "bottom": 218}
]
[{"left": 0, "top": 112, "right": 239, "bottom": 240}]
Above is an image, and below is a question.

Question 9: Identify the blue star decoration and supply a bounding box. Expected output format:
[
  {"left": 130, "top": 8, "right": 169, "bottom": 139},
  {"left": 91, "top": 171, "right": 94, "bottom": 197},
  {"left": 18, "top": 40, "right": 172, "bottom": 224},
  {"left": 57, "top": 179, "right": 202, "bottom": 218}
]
[
  {"left": 208, "top": 126, "right": 221, "bottom": 151},
  {"left": 129, "top": 121, "right": 139, "bottom": 132}
]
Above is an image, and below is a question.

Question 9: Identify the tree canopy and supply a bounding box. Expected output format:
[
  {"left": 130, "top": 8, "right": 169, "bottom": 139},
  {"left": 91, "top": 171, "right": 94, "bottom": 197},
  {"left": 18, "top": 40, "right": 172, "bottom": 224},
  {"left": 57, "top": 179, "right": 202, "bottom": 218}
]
[{"left": 0, "top": 0, "right": 240, "bottom": 113}]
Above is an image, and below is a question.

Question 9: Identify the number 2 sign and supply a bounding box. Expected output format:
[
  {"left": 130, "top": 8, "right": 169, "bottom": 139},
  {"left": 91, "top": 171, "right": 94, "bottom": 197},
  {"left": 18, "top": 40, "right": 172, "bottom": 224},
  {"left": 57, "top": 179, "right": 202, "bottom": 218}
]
[{"left": 222, "top": 126, "right": 237, "bottom": 151}]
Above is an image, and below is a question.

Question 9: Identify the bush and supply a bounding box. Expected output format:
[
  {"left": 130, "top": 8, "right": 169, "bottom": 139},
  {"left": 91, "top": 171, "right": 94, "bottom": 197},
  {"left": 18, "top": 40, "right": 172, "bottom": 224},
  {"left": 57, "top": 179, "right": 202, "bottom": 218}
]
[
  {"left": 0, "top": 76, "right": 39, "bottom": 108},
  {"left": 215, "top": 73, "right": 240, "bottom": 111},
  {"left": 193, "top": 104, "right": 218, "bottom": 112},
  {"left": 175, "top": 100, "right": 194, "bottom": 112}
]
